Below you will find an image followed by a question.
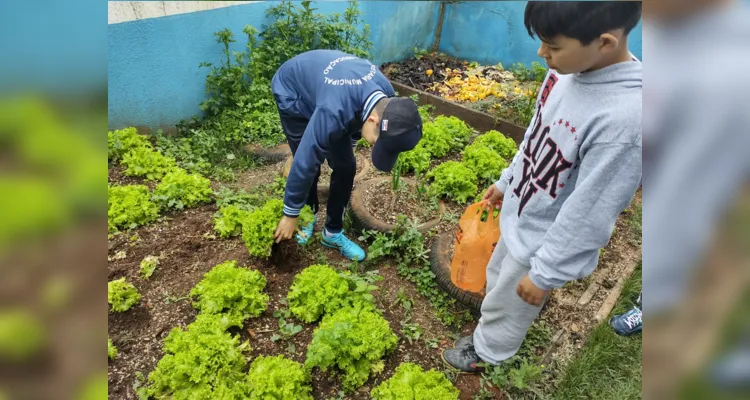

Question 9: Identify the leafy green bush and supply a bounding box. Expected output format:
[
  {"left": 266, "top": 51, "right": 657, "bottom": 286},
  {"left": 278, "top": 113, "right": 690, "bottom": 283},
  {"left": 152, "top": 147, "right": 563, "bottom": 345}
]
[
  {"left": 418, "top": 104, "right": 435, "bottom": 122},
  {"left": 108, "top": 185, "right": 160, "bottom": 233},
  {"left": 246, "top": 355, "right": 312, "bottom": 400},
  {"left": 399, "top": 144, "right": 431, "bottom": 174},
  {"left": 364, "top": 216, "right": 471, "bottom": 329},
  {"left": 421, "top": 116, "right": 472, "bottom": 158},
  {"left": 472, "top": 130, "right": 517, "bottom": 160},
  {"left": 214, "top": 204, "right": 253, "bottom": 238},
  {"left": 371, "top": 362, "right": 459, "bottom": 400},
  {"left": 142, "top": 313, "right": 250, "bottom": 400},
  {"left": 287, "top": 264, "right": 376, "bottom": 323},
  {"left": 108, "top": 337, "right": 117, "bottom": 360},
  {"left": 421, "top": 122, "right": 452, "bottom": 158},
  {"left": 108, "top": 127, "right": 152, "bottom": 161},
  {"left": 189, "top": 260, "right": 269, "bottom": 321},
  {"left": 432, "top": 115, "right": 473, "bottom": 144},
  {"left": 427, "top": 161, "right": 478, "bottom": 203},
  {"left": 152, "top": 168, "right": 213, "bottom": 210},
  {"left": 305, "top": 306, "right": 398, "bottom": 392},
  {"left": 140, "top": 255, "right": 159, "bottom": 279},
  {"left": 462, "top": 143, "right": 509, "bottom": 184},
  {"left": 0, "top": 309, "right": 46, "bottom": 362},
  {"left": 241, "top": 199, "right": 314, "bottom": 258},
  {"left": 121, "top": 146, "right": 178, "bottom": 181},
  {"left": 78, "top": 373, "right": 109, "bottom": 400},
  {"left": 509, "top": 61, "right": 548, "bottom": 82},
  {"left": 107, "top": 278, "right": 141, "bottom": 312}
]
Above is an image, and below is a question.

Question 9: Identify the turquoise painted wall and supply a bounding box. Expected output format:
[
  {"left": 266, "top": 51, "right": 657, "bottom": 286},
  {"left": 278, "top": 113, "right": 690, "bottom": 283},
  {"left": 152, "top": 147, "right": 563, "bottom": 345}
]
[
  {"left": 108, "top": 1, "right": 440, "bottom": 129},
  {"left": 437, "top": 1, "right": 642, "bottom": 67},
  {"left": 108, "top": 1, "right": 643, "bottom": 130}
]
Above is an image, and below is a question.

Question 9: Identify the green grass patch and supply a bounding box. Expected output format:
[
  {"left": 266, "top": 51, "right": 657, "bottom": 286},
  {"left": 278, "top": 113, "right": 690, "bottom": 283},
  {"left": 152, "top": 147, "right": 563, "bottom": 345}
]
[{"left": 553, "top": 262, "right": 642, "bottom": 400}]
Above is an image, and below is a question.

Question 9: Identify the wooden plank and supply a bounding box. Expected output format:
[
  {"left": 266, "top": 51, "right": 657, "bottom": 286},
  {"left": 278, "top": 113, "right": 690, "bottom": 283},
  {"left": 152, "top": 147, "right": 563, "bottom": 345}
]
[
  {"left": 390, "top": 80, "right": 527, "bottom": 143},
  {"left": 577, "top": 282, "right": 600, "bottom": 306}
]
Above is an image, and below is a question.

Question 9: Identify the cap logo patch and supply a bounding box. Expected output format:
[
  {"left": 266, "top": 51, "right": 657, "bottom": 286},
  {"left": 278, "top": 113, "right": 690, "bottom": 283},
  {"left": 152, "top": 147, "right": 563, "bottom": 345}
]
[{"left": 381, "top": 119, "right": 388, "bottom": 131}]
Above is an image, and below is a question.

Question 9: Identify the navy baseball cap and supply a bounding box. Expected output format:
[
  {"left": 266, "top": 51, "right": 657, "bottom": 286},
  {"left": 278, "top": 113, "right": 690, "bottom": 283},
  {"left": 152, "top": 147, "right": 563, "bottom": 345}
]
[{"left": 371, "top": 98, "right": 423, "bottom": 172}]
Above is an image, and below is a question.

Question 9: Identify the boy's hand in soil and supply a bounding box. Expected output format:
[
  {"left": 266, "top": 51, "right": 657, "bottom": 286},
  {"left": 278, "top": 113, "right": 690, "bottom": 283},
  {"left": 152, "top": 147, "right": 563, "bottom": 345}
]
[
  {"left": 482, "top": 184, "right": 504, "bottom": 209},
  {"left": 274, "top": 216, "right": 298, "bottom": 243},
  {"left": 517, "top": 274, "right": 548, "bottom": 306}
]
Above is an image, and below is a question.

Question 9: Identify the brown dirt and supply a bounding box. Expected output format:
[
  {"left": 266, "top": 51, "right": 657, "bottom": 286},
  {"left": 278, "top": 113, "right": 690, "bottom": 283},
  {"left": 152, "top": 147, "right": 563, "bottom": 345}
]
[
  {"left": 363, "top": 179, "right": 439, "bottom": 226},
  {"left": 107, "top": 196, "right": 471, "bottom": 399},
  {"left": 108, "top": 144, "right": 641, "bottom": 399},
  {"left": 108, "top": 163, "right": 157, "bottom": 190}
]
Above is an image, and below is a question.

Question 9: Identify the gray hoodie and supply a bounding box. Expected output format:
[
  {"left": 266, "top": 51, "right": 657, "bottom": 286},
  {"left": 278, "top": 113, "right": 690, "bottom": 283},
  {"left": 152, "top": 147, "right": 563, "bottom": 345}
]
[{"left": 496, "top": 59, "right": 642, "bottom": 291}]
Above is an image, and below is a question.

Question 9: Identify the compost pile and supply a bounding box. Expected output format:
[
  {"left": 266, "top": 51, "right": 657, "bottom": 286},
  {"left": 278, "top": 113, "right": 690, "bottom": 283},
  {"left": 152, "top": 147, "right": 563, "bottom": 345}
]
[
  {"left": 381, "top": 53, "right": 466, "bottom": 91},
  {"left": 381, "top": 53, "right": 527, "bottom": 103}
]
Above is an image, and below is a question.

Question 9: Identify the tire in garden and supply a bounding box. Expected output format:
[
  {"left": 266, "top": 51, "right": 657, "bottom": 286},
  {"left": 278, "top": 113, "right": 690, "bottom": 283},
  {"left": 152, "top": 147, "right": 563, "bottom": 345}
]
[
  {"left": 429, "top": 231, "right": 485, "bottom": 312},
  {"left": 281, "top": 155, "right": 373, "bottom": 204},
  {"left": 243, "top": 143, "right": 291, "bottom": 165},
  {"left": 348, "top": 177, "right": 445, "bottom": 234}
]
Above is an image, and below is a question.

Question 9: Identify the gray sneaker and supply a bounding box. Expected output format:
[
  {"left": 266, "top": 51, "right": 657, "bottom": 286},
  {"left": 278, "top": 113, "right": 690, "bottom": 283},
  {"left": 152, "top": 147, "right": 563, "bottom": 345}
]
[
  {"left": 454, "top": 335, "right": 474, "bottom": 350},
  {"left": 441, "top": 344, "right": 485, "bottom": 373}
]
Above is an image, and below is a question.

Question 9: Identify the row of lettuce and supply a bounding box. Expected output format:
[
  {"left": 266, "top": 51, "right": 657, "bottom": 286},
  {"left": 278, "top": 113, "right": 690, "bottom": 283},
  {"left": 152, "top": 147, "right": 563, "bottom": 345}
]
[
  {"left": 108, "top": 120, "right": 519, "bottom": 256},
  {"left": 108, "top": 127, "right": 315, "bottom": 260},
  {"left": 401, "top": 108, "right": 518, "bottom": 203},
  {"left": 108, "top": 261, "right": 460, "bottom": 399}
]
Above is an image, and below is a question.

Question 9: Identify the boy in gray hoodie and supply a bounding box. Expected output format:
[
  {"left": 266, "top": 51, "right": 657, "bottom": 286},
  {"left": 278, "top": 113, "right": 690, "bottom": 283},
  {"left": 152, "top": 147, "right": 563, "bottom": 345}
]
[{"left": 442, "top": 1, "right": 643, "bottom": 372}]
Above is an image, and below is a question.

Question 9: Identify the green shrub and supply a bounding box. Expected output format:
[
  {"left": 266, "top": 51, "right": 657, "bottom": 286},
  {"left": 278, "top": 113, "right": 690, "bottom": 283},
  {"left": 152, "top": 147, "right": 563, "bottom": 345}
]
[
  {"left": 418, "top": 104, "right": 435, "bottom": 122},
  {"left": 462, "top": 143, "right": 509, "bottom": 184},
  {"left": 108, "top": 127, "right": 153, "bottom": 161},
  {"left": 432, "top": 115, "right": 472, "bottom": 144},
  {"left": 107, "top": 185, "right": 160, "bottom": 233},
  {"left": 152, "top": 169, "right": 213, "bottom": 210},
  {"left": 0, "top": 309, "right": 46, "bottom": 362},
  {"left": 399, "top": 144, "right": 431, "bottom": 174},
  {"left": 140, "top": 255, "right": 159, "bottom": 279},
  {"left": 142, "top": 313, "right": 250, "bottom": 399},
  {"left": 189, "top": 260, "right": 269, "bottom": 321},
  {"left": 121, "top": 147, "right": 178, "bottom": 181},
  {"left": 305, "top": 306, "right": 398, "bottom": 392},
  {"left": 108, "top": 337, "right": 117, "bottom": 360},
  {"left": 246, "top": 355, "right": 313, "bottom": 400},
  {"left": 421, "top": 122, "right": 452, "bottom": 158},
  {"left": 287, "top": 264, "right": 377, "bottom": 323},
  {"left": 472, "top": 130, "right": 517, "bottom": 160},
  {"left": 241, "top": 199, "right": 314, "bottom": 259},
  {"left": 427, "top": 161, "right": 478, "bottom": 203},
  {"left": 107, "top": 278, "right": 141, "bottom": 312},
  {"left": 214, "top": 204, "right": 253, "bottom": 238},
  {"left": 371, "top": 362, "right": 459, "bottom": 400}
]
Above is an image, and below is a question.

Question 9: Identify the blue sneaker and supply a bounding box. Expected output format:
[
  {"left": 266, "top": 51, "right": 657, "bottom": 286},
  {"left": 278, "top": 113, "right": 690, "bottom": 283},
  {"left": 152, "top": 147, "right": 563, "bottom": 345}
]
[
  {"left": 321, "top": 230, "right": 366, "bottom": 261},
  {"left": 609, "top": 306, "right": 642, "bottom": 336},
  {"left": 295, "top": 216, "right": 316, "bottom": 245}
]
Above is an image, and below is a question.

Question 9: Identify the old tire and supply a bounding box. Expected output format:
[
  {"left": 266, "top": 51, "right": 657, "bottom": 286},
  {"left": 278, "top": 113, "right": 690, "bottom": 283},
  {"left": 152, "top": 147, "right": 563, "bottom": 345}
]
[
  {"left": 429, "top": 232, "right": 485, "bottom": 312},
  {"left": 348, "top": 177, "right": 445, "bottom": 234},
  {"left": 243, "top": 143, "right": 291, "bottom": 165}
]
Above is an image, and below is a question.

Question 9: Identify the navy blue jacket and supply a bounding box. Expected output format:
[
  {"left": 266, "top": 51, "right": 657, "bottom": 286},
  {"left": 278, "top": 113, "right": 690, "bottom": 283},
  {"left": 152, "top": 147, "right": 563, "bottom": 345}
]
[{"left": 271, "top": 50, "right": 395, "bottom": 217}]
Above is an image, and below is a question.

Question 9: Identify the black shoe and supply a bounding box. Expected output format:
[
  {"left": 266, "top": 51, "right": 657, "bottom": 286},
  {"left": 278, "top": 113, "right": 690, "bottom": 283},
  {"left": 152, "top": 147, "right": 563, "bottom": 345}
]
[
  {"left": 454, "top": 335, "right": 474, "bottom": 350},
  {"left": 441, "top": 344, "right": 485, "bottom": 374}
]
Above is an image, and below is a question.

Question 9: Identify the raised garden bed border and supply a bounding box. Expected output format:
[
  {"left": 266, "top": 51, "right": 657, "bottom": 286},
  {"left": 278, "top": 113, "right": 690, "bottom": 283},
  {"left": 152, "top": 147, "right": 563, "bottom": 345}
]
[{"left": 389, "top": 80, "right": 527, "bottom": 143}]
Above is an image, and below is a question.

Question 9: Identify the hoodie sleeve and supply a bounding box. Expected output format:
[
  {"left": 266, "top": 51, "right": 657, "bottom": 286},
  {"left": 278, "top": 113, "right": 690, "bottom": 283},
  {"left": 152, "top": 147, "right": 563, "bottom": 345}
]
[
  {"left": 283, "top": 108, "right": 344, "bottom": 217},
  {"left": 527, "top": 142, "right": 642, "bottom": 290}
]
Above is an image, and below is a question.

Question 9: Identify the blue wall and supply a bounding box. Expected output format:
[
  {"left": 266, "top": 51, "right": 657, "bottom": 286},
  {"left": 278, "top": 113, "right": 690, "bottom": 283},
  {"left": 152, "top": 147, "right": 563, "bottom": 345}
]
[
  {"left": 108, "top": 1, "right": 643, "bottom": 130},
  {"left": 108, "top": 1, "right": 440, "bottom": 129},
  {"left": 438, "top": 2, "right": 642, "bottom": 67}
]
